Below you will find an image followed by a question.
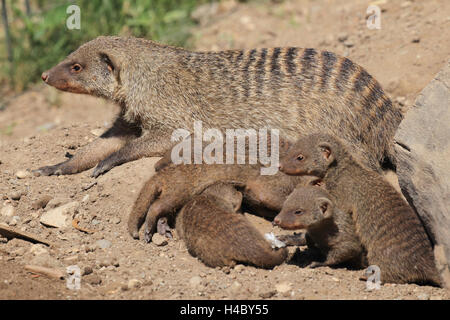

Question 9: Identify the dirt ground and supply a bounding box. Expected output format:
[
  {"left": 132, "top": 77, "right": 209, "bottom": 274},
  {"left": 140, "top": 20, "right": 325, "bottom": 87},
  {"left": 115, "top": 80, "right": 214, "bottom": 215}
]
[{"left": 0, "top": 0, "right": 449, "bottom": 300}]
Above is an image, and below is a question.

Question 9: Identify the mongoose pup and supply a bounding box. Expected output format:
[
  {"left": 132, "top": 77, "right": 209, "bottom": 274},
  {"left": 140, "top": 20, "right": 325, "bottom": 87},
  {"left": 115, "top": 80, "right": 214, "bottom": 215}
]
[
  {"left": 274, "top": 186, "right": 368, "bottom": 269},
  {"left": 36, "top": 36, "right": 402, "bottom": 177},
  {"left": 127, "top": 163, "right": 261, "bottom": 242},
  {"left": 176, "top": 182, "right": 288, "bottom": 268},
  {"left": 279, "top": 133, "right": 441, "bottom": 285}
]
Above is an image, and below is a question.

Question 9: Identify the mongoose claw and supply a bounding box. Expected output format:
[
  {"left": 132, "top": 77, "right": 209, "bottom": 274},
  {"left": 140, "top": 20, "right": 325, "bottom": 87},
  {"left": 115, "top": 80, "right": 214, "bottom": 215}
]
[
  {"left": 144, "top": 228, "right": 153, "bottom": 243},
  {"left": 92, "top": 160, "right": 113, "bottom": 178}
]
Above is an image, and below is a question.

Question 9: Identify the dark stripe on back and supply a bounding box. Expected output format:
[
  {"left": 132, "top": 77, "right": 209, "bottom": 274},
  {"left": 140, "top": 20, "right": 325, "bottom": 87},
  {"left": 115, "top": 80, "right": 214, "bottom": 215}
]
[
  {"left": 336, "top": 57, "right": 357, "bottom": 92},
  {"left": 271, "top": 47, "right": 282, "bottom": 76},
  {"left": 354, "top": 69, "right": 373, "bottom": 93},
  {"left": 285, "top": 47, "right": 298, "bottom": 75},
  {"left": 234, "top": 50, "right": 244, "bottom": 66},
  {"left": 256, "top": 48, "right": 268, "bottom": 95},
  {"left": 320, "top": 51, "right": 337, "bottom": 91},
  {"left": 243, "top": 49, "right": 257, "bottom": 98},
  {"left": 299, "top": 48, "right": 317, "bottom": 90}
]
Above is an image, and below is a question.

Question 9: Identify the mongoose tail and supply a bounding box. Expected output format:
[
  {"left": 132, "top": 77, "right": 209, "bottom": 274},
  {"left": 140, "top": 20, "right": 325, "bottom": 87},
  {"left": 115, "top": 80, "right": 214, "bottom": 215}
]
[{"left": 280, "top": 133, "right": 441, "bottom": 286}]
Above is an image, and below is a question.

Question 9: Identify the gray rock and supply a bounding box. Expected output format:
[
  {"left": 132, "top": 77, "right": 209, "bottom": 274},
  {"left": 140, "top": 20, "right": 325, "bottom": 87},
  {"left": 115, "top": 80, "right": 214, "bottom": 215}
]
[
  {"left": 40, "top": 201, "right": 79, "bottom": 228},
  {"left": 394, "top": 60, "right": 450, "bottom": 268}
]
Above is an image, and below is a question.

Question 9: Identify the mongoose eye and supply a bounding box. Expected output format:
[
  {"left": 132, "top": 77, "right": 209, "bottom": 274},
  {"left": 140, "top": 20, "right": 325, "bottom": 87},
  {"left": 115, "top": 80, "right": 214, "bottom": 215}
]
[
  {"left": 296, "top": 154, "right": 304, "bottom": 161},
  {"left": 71, "top": 64, "right": 82, "bottom": 73},
  {"left": 294, "top": 210, "right": 303, "bottom": 215}
]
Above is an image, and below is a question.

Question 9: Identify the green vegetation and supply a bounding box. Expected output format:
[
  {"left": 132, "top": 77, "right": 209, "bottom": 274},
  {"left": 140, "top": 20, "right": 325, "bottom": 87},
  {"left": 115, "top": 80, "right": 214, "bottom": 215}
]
[{"left": 1, "top": 0, "right": 208, "bottom": 92}]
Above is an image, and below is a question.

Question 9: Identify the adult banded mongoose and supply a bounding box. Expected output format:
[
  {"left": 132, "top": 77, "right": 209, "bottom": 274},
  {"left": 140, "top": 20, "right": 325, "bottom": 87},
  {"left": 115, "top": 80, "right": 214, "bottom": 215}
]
[
  {"left": 36, "top": 36, "right": 402, "bottom": 177},
  {"left": 279, "top": 133, "right": 441, "bottom": 285},
  {"left": 274, "top": 186, "right": 368, "bottom": 269},
  {"left": 176, "top": 182, "right": 288, "bottom": 268}
]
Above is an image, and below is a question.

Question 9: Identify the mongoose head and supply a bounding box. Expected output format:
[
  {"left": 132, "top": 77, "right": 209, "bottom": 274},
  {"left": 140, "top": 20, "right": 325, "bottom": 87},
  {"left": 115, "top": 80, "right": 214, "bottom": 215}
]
[
  {"left": 41, "top": 36, "right": 125, "bottom": 98},
  {"left": 279, "top": 133, "right": 343, "bottom": 178},
  {"left": 202, "top": 182, "right": 243, "bottom": 213},
  {"left": 274, "top": 186, "right": 334, "bottom": 230},
  {"left": 41, "top": 36, "right": 174, "bottom": 101}
]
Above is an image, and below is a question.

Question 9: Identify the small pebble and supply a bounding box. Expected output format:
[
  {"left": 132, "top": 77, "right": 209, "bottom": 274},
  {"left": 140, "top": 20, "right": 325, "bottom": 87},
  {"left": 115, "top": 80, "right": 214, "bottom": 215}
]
[
  {"left": 151, "top": 233, "right": 168, "bottom": 246},
  {"left": 15, "top": 170, "right": 31, "bottom": 179},
  {"left": 1, "top": 204, "right": 15, "bottom": 217},
  {"left": 128, "top": 279, "right": 141, "bottom": 289}
]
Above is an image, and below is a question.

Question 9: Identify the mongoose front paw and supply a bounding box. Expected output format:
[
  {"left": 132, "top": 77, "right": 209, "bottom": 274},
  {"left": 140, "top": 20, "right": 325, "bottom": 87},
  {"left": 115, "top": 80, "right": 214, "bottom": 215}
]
[
  {"left": 33, "top": 164, "right": 64, "bottom": 176},
  {"left": 92, "top": 160, "right": 113, "bottom": 178},
  {"left": 308, "top": 261, "right": 326, "bottom": 268},
  {"left": 144, "top": 227, "right": 153, "bottom": 243}
]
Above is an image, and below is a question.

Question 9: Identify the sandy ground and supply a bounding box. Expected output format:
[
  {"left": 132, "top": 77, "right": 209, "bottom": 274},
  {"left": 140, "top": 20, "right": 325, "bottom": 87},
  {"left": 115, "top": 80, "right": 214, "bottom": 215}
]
[{"left": 0, "top": 0, "right": 449, "bottom": 300}]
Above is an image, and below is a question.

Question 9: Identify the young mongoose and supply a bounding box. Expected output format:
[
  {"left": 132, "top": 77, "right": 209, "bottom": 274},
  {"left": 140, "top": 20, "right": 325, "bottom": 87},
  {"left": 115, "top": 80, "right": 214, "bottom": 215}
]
[
  {"left": 36, "top": 36, "right": 402, "bottom": 177},
  {"left": 274, "top": 186, "right": 368, "bottom": 269},
  {"left": 279, "top": 133, "right": 441, "bottom": 285},
  {"left": 176, "top": 182, "right": 288, "bottom": 268},
  {"left": 127, "top": 162, "right": 261, "bottom": 242}
]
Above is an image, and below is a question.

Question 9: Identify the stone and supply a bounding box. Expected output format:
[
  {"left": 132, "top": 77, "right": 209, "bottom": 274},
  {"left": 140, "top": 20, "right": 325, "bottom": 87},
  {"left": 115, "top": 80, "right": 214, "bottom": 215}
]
[
  {"left": 1, "top": 204, "right": 15, "bottom": 218},
  {"left": 394, "top": 60, "right": 450, "bottom": 268},
  {"left": 9, "top": 191, "right": 23, "bottom": 201},
  {"left": 151, "top": 233, "right": 168, "bottom": 246},
  {"left": 31, "top": 195, "right": 53, "bottom": 210},
  {"left": 40, "top": 201, "right": 79, "bottom": 228},
  {"left": 15, "top": 170, "right": 31, "bottom": 179},
  {"left": 275, "top": 281, "right": 292, "bottom": 296},
  {"left": 8, "top": 216, "right": 20, "bottom": 226},
  {"left": 229, "top": 281, "right": 242, "bottom": 295},
  {"left": 29, "top": 244, "right": 49, "bottom": 256},
  {"left": 127, "top": 279, "right": 141, "bottom": 289}
]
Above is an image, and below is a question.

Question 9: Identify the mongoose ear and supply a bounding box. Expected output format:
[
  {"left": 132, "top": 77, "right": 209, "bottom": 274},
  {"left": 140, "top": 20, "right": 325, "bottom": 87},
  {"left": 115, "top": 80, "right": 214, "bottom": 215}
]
[
  {"left": 100, "top": 53, "right": 120, "bottom": 79},
  {"left": 317, "top": 197, "right": 333, "bottom": 218},
  {"left": 318, "top": 142, "right": 334, "bottom": 165},
  {"left": 232, "top": 191, "right": 243, "bottom": 212},
  {"left": 304, "top": 176, "right": 324, "bottom": 188}
]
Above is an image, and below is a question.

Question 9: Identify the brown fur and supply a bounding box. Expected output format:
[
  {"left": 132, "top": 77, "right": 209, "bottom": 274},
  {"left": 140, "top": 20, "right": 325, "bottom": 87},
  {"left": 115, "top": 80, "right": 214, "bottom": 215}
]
[
  {"left": 275, "top": 186, "right": 367, "bottom": 269},
  {"left": 176, "top": 182, "right": 287, "bottom": 268},
  {"left": 36, "top": 36, "right": 402, "bottom": 177},
  {"left": 280, "top": 133, "right": 441, "bottom": 285},
  {"left": 127, "top": 163, "right": 261, "bottom": 241}
]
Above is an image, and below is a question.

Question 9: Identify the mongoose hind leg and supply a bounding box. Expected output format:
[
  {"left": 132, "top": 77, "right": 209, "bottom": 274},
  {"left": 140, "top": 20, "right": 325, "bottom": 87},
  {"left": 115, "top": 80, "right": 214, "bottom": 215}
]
[
  {"left": 127, "top": 178, "right": 162, "bottom": 239},
  {"left": 157, "top": 217, "right": 173, "bottom": 239},
  {"left": 144, "top": 196, "right": 183, "bottom": 243}
]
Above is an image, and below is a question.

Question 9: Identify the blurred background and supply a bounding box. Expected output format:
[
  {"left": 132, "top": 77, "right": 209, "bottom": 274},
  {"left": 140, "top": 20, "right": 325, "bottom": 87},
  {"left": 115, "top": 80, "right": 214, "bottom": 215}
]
[
  {"left": 0, "top": 0, "right": 212, "bottom": 93},
  {"left": 0, "top": 0, "right": 448, "bottom": 139}
]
